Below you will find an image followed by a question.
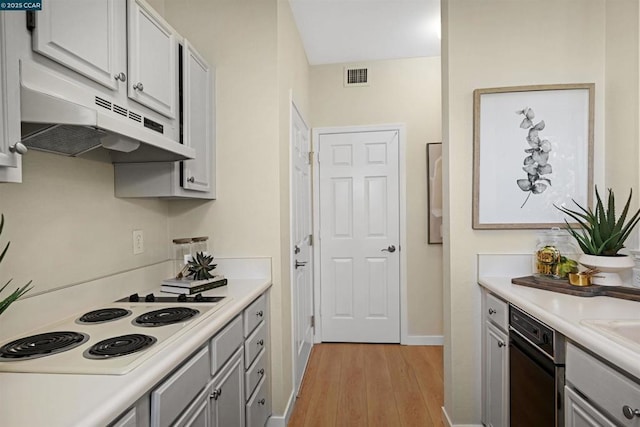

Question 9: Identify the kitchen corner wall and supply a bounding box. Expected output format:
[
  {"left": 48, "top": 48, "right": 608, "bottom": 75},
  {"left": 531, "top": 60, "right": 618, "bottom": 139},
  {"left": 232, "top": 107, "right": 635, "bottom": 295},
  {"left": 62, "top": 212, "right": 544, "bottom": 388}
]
[
  {"left": 163, "top": 0, "right": 309, "bottom": 417},
  {"left": 442, "top": 0, "right": 639, "bottom": 424},
  {"left": 310, "top": 57, "right": 443, "bottom": 339}
]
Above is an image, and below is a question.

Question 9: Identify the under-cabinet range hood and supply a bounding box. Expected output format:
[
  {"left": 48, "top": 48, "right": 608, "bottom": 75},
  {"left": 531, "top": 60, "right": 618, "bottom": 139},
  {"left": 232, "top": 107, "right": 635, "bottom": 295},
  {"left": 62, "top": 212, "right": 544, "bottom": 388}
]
[{"left": 18, "top": 60, "right": 194, "bottom": 163}]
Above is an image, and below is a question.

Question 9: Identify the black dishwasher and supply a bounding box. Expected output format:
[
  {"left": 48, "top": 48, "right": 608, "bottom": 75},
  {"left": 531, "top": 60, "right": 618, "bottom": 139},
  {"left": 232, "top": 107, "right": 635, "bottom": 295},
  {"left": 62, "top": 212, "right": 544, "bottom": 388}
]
[{"left": 509, "top": 305, "right": 565, "bottom": 427}]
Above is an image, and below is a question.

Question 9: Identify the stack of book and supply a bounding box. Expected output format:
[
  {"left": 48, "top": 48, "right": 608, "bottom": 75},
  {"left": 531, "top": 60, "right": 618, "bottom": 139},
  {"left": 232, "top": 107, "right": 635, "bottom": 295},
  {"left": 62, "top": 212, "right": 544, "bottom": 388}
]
[{"left": 161, "top": 275, "right": 227, "bottom": 295}]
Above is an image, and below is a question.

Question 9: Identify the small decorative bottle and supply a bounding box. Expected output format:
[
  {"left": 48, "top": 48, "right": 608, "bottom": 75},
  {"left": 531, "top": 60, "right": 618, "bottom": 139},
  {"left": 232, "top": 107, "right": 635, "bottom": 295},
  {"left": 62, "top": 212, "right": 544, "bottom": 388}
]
[{"left": 533, "top": 228, "right": 580, "bottom": 279}]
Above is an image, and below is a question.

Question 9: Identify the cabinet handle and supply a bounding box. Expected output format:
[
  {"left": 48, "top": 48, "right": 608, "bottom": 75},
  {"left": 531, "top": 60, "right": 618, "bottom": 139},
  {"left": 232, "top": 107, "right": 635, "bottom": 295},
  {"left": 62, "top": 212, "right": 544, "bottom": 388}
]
[
  {"left": 258, "top": 368, "right": 265, "bottom": 376},
  {"left": 187, "top": 177, "right": 195, "bottom": 183},
  {"left": 488, "top": 308, "right": 496, "bottom": 315},
  {"left": 9, "top": 142, "right": 27, "bottom": 155},
  {"left": 256, "top": 310, "right": 264, "bottom": 318},
  {"left": 497, "top": 341, "right": 505, "bottom": 348},
  {"left": 258, "top": 398, "right": 266, "bottom": 406},
  {"left": 133, "top": 82, "right": 144, "bottom": 91},
  {"left": 257, "top": 339, "right": 264, "bottom": 346},
  {"left": 623, "top": 405, "right": 640, "bottom": 419},
  {"left": 114, "top": 72, "right": 127, "bottom": 82},
  {"left": 210, "top": 388, "right": 220, "bottom": 400}
]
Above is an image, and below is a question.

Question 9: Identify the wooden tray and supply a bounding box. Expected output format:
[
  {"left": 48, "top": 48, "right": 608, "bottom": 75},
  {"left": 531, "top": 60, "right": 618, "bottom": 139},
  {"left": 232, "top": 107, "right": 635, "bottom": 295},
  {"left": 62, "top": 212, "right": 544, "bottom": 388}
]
[{"left": 511, "top": 276, "right": 640, "bottom": 302}]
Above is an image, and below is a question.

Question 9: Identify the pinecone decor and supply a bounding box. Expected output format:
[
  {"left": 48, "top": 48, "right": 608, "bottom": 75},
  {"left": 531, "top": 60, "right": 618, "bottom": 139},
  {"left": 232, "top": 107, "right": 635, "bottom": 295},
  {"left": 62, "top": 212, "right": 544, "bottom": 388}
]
[{"left": 187, "top": 252, "right": 217, "bottom": 280}]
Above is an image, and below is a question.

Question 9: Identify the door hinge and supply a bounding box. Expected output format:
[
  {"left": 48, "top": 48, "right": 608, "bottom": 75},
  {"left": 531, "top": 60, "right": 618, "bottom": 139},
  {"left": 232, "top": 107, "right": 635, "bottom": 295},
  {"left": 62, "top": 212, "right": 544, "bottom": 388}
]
[
  {"left": 308, "top": 234, "right": 313, "bottom": 246},
  {"left": 26, "top": 11, "right": 36, "bottom": 31},
  {"left": 308, "top": 151, "right": 313, "bottom": 165},
  {"left": 310, "top": 315, "right": 315, "bottom": 328}
]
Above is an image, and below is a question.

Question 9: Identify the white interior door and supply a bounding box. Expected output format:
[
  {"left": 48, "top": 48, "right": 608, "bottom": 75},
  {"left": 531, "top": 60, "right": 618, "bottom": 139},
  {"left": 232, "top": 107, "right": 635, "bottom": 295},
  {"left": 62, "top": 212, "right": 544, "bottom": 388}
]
[
  {"left": 290, "top": 102, "right": 313, "bottom": 395},
  {"left": 318, "top": 130, "right": 400, "bottom": 343}
]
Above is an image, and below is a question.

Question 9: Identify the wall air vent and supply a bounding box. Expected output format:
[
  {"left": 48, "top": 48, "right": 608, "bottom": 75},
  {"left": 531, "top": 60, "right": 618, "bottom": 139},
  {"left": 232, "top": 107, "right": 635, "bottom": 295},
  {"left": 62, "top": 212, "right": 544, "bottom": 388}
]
[{"left": 344, "top": 67, "right": 369, "bottom": 87}]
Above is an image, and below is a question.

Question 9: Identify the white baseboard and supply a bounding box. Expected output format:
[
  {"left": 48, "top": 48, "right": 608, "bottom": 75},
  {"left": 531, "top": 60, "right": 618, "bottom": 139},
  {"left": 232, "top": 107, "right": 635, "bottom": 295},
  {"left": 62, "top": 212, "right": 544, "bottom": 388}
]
[
  {"left": 403, "top": 335, "right": 444, "bottom": 345},
  {"left": 441, "top": 406, "right": 483, "bottom": 427},
  {"left": 266, "top": 390, "right": 295, "bottom": 427}
]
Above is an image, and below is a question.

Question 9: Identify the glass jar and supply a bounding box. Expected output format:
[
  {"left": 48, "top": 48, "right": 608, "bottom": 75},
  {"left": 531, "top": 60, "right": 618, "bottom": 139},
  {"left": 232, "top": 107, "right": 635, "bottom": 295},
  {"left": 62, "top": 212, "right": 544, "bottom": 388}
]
[
  {"left": 191, "top": 236, "right": 209, "bottom": 256},
  {"left": 172, "top": 238, "right": 193, "bottom": 277},
  {"left": 533, "top": 228, "right": 580, "bottom": 279}
]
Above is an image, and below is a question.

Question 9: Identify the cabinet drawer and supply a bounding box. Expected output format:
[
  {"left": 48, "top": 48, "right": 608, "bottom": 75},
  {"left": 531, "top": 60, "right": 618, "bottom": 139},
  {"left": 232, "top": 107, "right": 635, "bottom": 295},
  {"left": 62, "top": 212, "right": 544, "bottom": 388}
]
[
  {"left": 111, "top": 407, "right": 136, "bottom": 427},
  {"left": 244, "top": 294, "right": 267, "bottom": 337},
  {"left": 567, "top": 343, "right": 640, "bottom": 426},
  {"left": 210, "top": 315, "right": 244, "bottom": 375},
  {"left": 151, "top": 346, "right": 209, "bottom": 427},
  {"left": 245, "top": 348, "right": 267, "bottom": 401},
  {"left": 246, "top": 376, "right": 270, "bottom": 427},
  {"left": 485, "top": 292, "right": 508, "bottom": 331},
  {"left": 245, "top": 321, "right": 267, "bottom": 368}
]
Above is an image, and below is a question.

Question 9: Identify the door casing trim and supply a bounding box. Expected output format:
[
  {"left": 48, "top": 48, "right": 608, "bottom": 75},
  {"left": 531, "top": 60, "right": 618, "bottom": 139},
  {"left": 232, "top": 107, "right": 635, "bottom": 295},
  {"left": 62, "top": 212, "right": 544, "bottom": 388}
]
[{"left": 311, "top": 123, "right": 408, "bottom": 344}]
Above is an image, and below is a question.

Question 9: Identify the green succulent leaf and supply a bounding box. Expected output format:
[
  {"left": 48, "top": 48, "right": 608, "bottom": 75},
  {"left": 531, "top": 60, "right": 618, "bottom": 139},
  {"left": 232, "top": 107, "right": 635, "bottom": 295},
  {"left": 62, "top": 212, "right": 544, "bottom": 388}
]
[
  {"left": 0, "top": 214, "right": 32, "bottom": 315},
  {"left": 555, "top": 187, "right": 640, "bottom": 256},
  {"left": 187, "top": 251, "right": 217, "bottom": 280}
]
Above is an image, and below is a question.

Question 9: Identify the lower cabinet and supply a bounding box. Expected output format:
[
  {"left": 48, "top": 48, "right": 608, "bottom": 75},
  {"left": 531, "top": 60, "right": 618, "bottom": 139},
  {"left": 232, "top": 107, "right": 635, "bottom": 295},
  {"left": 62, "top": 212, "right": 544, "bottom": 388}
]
[
  {"left": 116, "top": 291, "right": 271, "bottom": 427},
  {"left": 481, "top": 289, "right": 509, "bottom": 427},
  {"left": 565, "top": 386, "right": 616, "bottom": 427},
  {"left": 209, "top": 348, "right": 245, "bottom": 427}
]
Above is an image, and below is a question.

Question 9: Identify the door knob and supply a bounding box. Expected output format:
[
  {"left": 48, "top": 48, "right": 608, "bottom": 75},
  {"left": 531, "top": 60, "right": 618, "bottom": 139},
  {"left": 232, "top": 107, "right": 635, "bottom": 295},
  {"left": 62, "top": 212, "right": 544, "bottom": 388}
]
[
  {"left": 295, "top": 260, "right": 307, "bottom": 269},
  {"left": 133, "top": 82, "right": 144, "bottom": 91},
  {"left": 294, "top": 245, "right": 300, "bottom": 254},
  {"left": 114, "top": 72, "right": 126, "bottom": 82},
  {"left": 623, "top": 405, "right": 640, "bottom": 419},
  {"left": 381, "top": 245, "right": 396, "bottom": 253},
  {"left": 187, "top": 177, "right": 195, "bottom": 183}
]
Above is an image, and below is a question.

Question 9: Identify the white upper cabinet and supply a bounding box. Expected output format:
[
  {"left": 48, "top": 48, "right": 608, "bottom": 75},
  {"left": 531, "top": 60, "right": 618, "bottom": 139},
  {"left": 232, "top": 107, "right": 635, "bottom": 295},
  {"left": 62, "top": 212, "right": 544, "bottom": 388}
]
[
  {"left": 32, "top": 0, "right": 125, "bottom": 91},
  {"left": 127, "top": 0, "right": 178, "bottom": 119},
  {"left": 182, "top": 40, "right": 213, "bottom": 193},
  {"left": 0, "top": 13, "right": 24, "bottom": 183}
]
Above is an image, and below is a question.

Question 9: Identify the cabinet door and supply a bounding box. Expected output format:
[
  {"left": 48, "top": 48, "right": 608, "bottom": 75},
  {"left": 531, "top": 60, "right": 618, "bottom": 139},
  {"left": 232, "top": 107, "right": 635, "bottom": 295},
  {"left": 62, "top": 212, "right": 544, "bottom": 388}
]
[
  {"left": 565, "top": 386, "right": 616, "bottom": 427},
  {"left": 32, "top": 0, "right": 125, "bottom": 90},
  {"left": 0, "top": 13, "right": 22, "bottom": 182},
  {"left": 182, "top": 40, "right": 213, "bottom": 193},
  {"left": 127, "top": 0, "right": 177, "bottom": 118},
  {"left": 483, "top": 321, "right": 509, "bottom": 427},
  {"left": 174, "top": 391, "right": 209, "bottom": 427},
  {"left": 210, "top": 349, "right": 245, "bottom": 427}
]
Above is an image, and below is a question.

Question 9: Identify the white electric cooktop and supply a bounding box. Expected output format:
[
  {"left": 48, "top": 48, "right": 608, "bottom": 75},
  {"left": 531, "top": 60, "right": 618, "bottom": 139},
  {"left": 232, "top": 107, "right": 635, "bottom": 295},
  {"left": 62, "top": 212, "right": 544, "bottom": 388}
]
[{"left": 0, "top": 294, "right": 229, "bottom": 375}]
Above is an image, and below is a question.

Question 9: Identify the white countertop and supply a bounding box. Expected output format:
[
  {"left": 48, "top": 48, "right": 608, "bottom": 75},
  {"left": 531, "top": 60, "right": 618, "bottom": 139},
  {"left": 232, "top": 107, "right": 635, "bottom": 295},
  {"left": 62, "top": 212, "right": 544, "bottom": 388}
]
[
  {"left": 479, "top": 276, "right": 640, "bottom": 381},
  {"left": 0, "top": 278, "right": 271, "bottom": 427}
]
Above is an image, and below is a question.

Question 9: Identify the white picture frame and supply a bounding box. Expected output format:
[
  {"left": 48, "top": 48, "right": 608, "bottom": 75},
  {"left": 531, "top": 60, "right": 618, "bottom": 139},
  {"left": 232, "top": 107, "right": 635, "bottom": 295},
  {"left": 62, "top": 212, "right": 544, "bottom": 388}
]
[{"left": 473, "top": 83, "right": 594, "bottom": 229}]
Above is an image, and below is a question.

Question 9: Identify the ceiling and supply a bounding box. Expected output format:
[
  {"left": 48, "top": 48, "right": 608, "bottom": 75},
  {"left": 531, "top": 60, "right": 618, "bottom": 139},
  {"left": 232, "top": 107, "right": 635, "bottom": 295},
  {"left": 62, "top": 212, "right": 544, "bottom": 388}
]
[{"left": 288, "top": 0, "right": 441, "bottom": 65}]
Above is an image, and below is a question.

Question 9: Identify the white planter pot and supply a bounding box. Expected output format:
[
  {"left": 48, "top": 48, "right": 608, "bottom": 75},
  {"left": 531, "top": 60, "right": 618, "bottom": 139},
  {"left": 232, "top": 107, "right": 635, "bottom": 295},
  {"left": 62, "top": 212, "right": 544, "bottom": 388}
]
[{"left": 579, "top": 254, "right": 635, "bottom": 286}]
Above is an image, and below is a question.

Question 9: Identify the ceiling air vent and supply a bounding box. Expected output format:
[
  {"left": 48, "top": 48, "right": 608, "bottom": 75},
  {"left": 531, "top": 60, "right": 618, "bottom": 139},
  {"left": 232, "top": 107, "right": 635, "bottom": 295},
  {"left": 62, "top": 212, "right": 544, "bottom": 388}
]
[{"left": 344, "top": 67, "right": 369, "bottom": 87}]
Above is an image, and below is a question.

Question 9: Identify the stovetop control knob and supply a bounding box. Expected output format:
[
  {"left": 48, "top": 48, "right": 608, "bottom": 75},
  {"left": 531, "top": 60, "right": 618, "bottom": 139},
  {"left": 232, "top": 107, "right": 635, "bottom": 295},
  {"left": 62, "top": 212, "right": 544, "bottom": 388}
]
[
  {"left": 194, "top": 293, "right": 204, "bottom": 302},
  {"left": 145, "top": 293, "right": 155, "bottom": 302},
  {"left": 129, "top": 293, "right": 140, "bottom": 302},
  {"left": 177, "top": 294, "right": 187, "bottom": 302}
]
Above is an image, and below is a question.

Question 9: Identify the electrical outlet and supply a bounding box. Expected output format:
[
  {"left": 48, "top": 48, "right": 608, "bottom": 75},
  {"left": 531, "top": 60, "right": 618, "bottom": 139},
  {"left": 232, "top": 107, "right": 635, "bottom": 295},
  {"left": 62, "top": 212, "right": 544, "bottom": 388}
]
[{"left": 133, "top": 230, "right": 144, "bottom": 254}]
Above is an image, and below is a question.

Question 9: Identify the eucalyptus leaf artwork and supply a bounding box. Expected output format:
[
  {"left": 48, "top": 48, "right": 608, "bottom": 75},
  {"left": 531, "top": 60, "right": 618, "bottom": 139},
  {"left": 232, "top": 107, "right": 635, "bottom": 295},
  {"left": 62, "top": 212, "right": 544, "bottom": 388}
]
[{"left": 516, "top": 107, "right": 553, "bottom": 208}]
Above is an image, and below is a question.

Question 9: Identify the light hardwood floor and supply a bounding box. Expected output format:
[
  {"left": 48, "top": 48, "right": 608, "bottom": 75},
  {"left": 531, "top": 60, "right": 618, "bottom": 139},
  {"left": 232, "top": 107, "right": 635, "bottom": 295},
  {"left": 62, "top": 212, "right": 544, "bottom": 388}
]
[{"left": 288, "top": 344, "right": 444, "bottom": 427}]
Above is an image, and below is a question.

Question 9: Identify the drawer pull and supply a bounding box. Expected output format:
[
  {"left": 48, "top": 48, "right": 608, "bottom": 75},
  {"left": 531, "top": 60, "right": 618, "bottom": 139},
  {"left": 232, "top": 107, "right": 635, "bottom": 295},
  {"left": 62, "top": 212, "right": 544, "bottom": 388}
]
[
  {"left": 257, "top": 339, "right": 264, "bottom": 346},
  {"left": 258, "top": 398, "right": 266, "bottom": 406},
  {"left": 210, "top": 388, "right": 222, "bottom": 400},
  {"left": 488, "top": 308, "right": 496, "bottom": 315},
  {"left": 258, "top": 368, "right": 265, "bottom": 376},
  {"left": 623, "top": 405, "right": 640, "bottom": 419},
  {"left": 497, "top": 341, "right": 505, "bottom": 348},
  {"left": 256, "top": 310, "right": 264, "bottom": 318}
]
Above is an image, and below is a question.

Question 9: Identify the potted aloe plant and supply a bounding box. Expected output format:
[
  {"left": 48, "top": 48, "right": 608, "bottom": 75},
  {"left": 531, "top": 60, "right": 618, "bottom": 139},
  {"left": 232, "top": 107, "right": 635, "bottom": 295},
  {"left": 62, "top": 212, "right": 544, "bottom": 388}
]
[
  {"left": 556, "top": 187, "right": 640, "bottom": 286},
  {"left": 0, "top": 214, "right": 32, "bottom": 316}
]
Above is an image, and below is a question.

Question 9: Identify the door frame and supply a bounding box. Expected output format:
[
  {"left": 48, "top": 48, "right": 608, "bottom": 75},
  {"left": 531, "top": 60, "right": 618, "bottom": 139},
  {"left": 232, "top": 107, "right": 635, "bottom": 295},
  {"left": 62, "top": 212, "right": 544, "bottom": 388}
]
[
  {"left": 289, "top": 94, "right": 313, "bottom": 396},
  {"left": 311, "top": 124, "right": 408, "bottom": 344}
]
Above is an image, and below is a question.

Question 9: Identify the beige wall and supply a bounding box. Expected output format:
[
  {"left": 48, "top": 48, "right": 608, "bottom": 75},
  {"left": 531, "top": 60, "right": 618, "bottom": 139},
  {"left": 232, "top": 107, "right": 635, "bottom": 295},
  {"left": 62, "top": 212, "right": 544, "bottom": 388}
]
[
  {"left": 310, "top": 57, "right": 443, "bottom": 338},
  {"left": 442, "top": 0, "right": 607, "bottom": 423},
  {"left": 0, "top": 151, "right": 170, "bottom": 307},
  {"left": 164, "top": 0, "right": 310, "bottom": 415}
]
